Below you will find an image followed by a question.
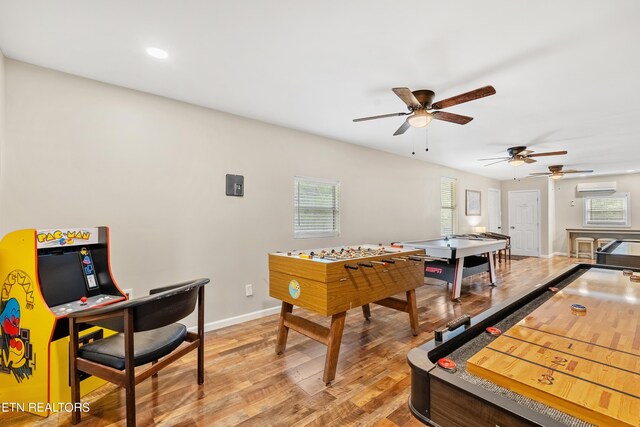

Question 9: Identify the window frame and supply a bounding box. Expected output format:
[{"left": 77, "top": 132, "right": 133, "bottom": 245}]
[
  {"left": 440, "top": 177, "right": 457, "bottom": 236},
  {"left": 583, "top": 192, "right": 631, "bottom": 227},
  {"left": 294, "top": 176, "right": 340, "bottom": 239}
]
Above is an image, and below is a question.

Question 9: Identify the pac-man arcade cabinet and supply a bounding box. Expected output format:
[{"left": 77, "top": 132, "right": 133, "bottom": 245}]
[{"left": 0, "top": 227, "right": 126, "bottom": 417}]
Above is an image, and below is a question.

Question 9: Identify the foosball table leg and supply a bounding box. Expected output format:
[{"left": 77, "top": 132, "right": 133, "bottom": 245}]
[
  {"left": 275, "top": 302, "right": 294, "bottom": 354},
  {"left": 361, "top": 304, "right": 371, "bottom": 320},
  {"left": 406, "top": 290, "right": 419, "bottom": 336},
  {"left": 323, "top": 311, "right": 346, "bottom": 385}
]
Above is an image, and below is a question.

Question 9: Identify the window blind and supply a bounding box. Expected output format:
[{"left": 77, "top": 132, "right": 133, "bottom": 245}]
[
  {"left": 584, "top": 193, "right": 630, "bottom": 226},
  {"left": 294, "top": 177, "right": 340, "bottom": 238},
  {"left": 440, "top": 177, "right": 456, "bottom": 236}
]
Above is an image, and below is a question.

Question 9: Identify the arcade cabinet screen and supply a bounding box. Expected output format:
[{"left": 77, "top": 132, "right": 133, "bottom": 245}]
[{"left": 38, "top": 252, "right": 87, "bottom": 307}]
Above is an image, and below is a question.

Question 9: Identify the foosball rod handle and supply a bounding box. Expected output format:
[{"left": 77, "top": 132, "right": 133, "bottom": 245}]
[{"left": 344, "top": 264, "right": 359, "bottom": 270}]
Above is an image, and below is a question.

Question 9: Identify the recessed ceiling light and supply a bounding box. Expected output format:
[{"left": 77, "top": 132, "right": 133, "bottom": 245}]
[
  {"left": 146, "top": 47, "right": 169, "bottom": 59},
  {"left": 626, "top": 169, "right": 636, "bottom": 173}
]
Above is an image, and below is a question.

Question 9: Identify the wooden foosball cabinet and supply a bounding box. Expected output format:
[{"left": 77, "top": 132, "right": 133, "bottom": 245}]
[{"left": 269, "top": 244, "right": 425, "bottom": 384}]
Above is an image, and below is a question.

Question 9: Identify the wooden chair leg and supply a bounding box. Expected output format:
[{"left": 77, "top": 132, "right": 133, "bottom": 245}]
[
  {"left": 323, "top": 311, "right": 346, "bottom": 385},
  {"left": 124, "top": 309, "right": 136, "bottom": 427},
  {"left": 197, "top": 285, "right": 205, "bottom": 385},
  {"left": 361, "top": 304, "right": 371, "bottom": 320},
  {"left": 69, "top": 319, "right": 81, "bottom": 424},
  {"left": 275, "top": 302, "right": 293, "bottom": 354}
]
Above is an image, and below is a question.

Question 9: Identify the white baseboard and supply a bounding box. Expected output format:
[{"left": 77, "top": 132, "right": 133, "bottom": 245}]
[
  {"left": 191, "top": 305, "right": 281, "bottom": 332},
  {"left": 550, "top": 252, "right": 568, "bottom": 257}
]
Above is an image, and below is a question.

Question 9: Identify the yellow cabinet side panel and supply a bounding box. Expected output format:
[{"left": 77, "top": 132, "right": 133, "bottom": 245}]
[{"left": 0, "top": 229, "right": 55, "bottom": 417}]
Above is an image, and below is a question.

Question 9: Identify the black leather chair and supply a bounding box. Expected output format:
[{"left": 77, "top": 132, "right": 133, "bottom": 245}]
[{"left": 68, "top": 278, "right": 209, "bottom": 426}]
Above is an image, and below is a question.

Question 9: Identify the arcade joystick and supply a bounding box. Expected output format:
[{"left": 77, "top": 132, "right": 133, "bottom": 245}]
[{"left": 80, "top": 296, "right": 88, "bottom": 305}]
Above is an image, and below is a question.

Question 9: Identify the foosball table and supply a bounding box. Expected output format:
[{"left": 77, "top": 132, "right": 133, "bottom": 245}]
[{"left": 269, "top": 244, "right": 426, "bottom": 384}]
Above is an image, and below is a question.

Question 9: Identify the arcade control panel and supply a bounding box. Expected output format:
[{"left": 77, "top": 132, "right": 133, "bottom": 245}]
[{"left": 49, "top": 294, "right": 125, "bottom": 317}]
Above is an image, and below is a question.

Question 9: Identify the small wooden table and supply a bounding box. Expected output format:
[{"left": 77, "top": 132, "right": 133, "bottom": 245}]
[{"left": 269, "top": 244, "right": 425, "bottom": 384}]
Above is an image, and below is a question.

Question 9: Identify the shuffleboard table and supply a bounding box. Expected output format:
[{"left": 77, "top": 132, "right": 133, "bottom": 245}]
[
  {"left": 596, "top": 239, "right": 640, "bottom": 268},
  {"left": 401, "top": 236, "right": 507, "bottom": 301},
  {"left": 407, "top": 263, "right": 640, "bottom": 427}
]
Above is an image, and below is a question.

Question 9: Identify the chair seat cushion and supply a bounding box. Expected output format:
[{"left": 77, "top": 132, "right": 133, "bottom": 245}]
[{"left": 79, "top": 323, "right": 187, "bottom": 370}]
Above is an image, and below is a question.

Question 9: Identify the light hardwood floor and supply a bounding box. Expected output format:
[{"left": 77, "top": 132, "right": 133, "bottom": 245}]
[{"left": 5, "top": 256, "right": 590, "bottom": 426}]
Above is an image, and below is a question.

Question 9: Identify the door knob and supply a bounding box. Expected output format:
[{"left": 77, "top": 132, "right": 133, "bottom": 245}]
[{"left": 510, "top": 226, "right": 515, "bottom": 229}]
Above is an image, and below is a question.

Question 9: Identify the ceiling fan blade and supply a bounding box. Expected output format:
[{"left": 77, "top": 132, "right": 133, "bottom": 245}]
[
  {"left": 527, "top": 150, "right": 568, "bottom": 158},
  {"left": 524, "top": 158, "right": 537, "bottom": 164},
  {"left": 432, "top": 85, "right": 496, "bottom": 110},
  {"left": 353, "top": 112, "right": 408, "bottom": 122},
  {"left": 483, "top": 159, "right": 508, "bottom": 166},
  {"left": 392, "top": 88, "right": 421, "bottom": 109},
  {"left": 393, "top": 119, "right": 411, "bottom": 136},
  {"left": 529, "top": 172, "right": 552, "bottom": 176},
  {"left": 478, "top": 156, "right": 510, "bottom": 161},
  {"left": 563, "top": 170, "right": 594, "bottom": 174},
  {"left": 518, "top": 150, "right": 533, "bottom": 156},
  {"left": 432, "top": 111, "right": 473, "bottom": 125}
]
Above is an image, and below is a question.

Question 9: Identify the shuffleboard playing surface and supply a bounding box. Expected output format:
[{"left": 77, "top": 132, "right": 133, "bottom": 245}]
[{"left": 467, "top": 268, "right": 640, "bottom": 427}]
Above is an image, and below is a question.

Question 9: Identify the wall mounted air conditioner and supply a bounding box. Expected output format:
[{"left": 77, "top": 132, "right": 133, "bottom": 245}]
[{"left": 576, "top": 182, "right": 616, "bottom": 194}]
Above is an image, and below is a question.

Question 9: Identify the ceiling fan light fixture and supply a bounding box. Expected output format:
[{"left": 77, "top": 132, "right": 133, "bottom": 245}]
[
  {"left": 550, "top": 173, "right": 563, "bottom": 180},
  {"left": 407, "top": 110, "right": 432, "bottom": 128},
  {"left": 509, "top": 158, "right": 525, "bottom": 166}
]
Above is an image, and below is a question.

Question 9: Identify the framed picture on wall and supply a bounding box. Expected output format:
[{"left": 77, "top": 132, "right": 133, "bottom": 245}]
[{"left": 466, "top": 190, "right": 481, "bottom": 216}]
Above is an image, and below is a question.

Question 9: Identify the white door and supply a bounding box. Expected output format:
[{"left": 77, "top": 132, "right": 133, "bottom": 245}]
[
  {"left": 508, "top": 190, "right": 540, "bottom": 256},
  {"left": 488, "top": 188, "right": 502, "bottom": 233}
]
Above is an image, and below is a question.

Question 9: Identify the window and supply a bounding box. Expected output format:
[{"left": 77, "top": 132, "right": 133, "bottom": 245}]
[
  {"left": 440, "top": 177, "right": 457, "bottom": 236},
  {"left": 583, "top": 193, "right": 630, "bottom": 227},
  {"left": 294, "top": 177, "right": 340, "bottom": 238}
]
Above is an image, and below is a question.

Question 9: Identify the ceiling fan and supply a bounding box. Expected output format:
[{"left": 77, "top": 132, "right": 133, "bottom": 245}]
[
  {"left": 353, "top": 85, "right": 496, "bottom": 136},
  {"left": 479, "top": 146, "right": 568, "bottom": 166},
  {"left": 529, "top": 165, "right": 594, "bottom": 179}
]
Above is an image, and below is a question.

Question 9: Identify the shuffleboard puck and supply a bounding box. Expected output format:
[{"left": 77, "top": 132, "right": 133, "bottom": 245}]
[
  {"left": 630, "top": 275, "right": 640, "bottom": 283},
  {"left": 622, "top": 269, "right": 634, "bottom": 276},
  {"left": 486, "top": 326, "right": 502, "bottom": 336},
  {"left": 437, "top": 357, "right": 457, "bottom": 372},
  {"left": 548, "top": 287, "right": 560, "bottom": 292},
  {"left": 571, "top": 303, "right": 587, "bottom": 313}
]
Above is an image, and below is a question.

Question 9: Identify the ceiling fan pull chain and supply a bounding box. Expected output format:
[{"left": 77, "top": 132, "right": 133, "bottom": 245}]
[{"left": 425, "top": 129, "right": 429, "bottom": 152}]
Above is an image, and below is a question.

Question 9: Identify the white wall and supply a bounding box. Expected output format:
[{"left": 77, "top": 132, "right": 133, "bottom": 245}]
[
  {"left": 3, "top": 60, "right": 500, "bottom": 327},
  {"left": 0, "top": 49, "right": 5, "bottom": 191},
  {"left": 552, "top": 173, "right": 640, "bottom": 254}
]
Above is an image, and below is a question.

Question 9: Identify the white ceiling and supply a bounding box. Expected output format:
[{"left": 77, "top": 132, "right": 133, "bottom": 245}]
[{"left": 1, "top": 1, "right": 639, "bottom": 181}]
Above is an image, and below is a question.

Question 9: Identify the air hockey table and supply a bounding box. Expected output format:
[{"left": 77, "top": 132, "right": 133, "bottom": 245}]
[
  {"left": 596, "top": 239, "right": 640, "bottom": 268},
  {"left": 407, "top": 263, "right": 640, "bottom": 427},
  {"left": 401, "top": 236, "right": 507, "bottom": 300}
]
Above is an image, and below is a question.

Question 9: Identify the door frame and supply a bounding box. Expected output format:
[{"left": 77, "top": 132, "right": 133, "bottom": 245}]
[
  {"left": 488, "top": 188, "right": 502, "bottom": 233},
  {"left": 508, "top": 190, "right": 541, "bottom": 257}
]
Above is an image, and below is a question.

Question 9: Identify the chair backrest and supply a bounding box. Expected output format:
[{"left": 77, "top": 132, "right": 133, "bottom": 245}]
[{"left": 85, "top": 278, "right": 208, "bottom": 332}]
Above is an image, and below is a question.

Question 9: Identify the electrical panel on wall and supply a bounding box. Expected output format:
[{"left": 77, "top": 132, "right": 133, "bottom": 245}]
[{"left": 226, "top": 174, "right": 244, "bottom": 197}]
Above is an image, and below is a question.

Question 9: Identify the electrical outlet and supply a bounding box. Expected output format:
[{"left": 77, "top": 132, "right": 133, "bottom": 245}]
[
  {"left": 123, "top": 288, "right": 133, "bottom": 299},
  {"left": 245, "top": 284, "right": 253, "bottom": 297}
]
